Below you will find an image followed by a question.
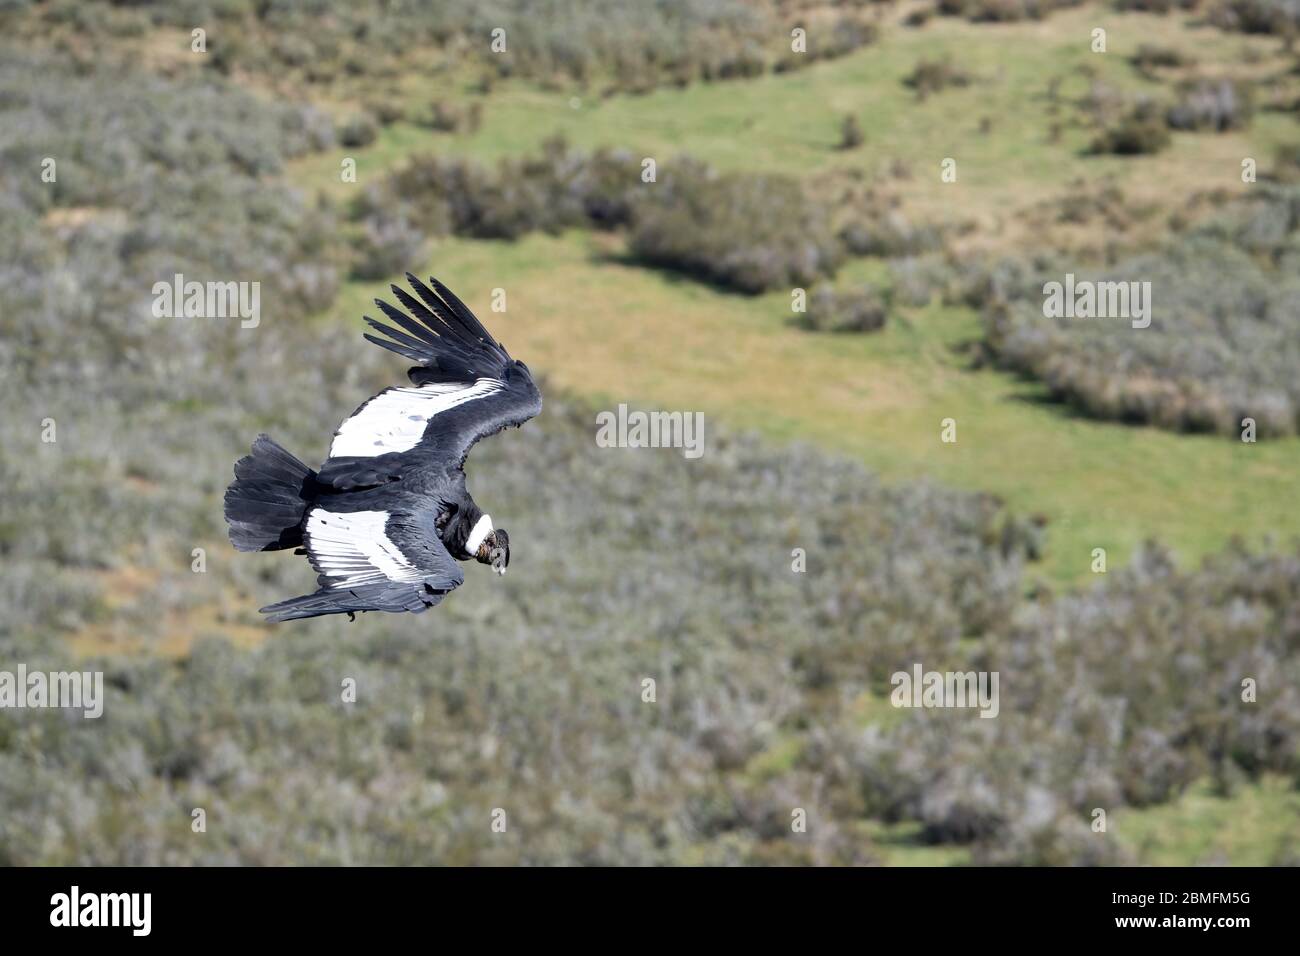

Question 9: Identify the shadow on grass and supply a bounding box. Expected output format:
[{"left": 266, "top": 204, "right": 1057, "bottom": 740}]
[{"left": 590, "top": 246, "right": 779, "bottom": 298}]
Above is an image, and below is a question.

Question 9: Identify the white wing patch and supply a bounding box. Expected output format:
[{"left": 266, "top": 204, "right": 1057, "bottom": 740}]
[
  {"left": 330, "top": 379, "right": 504, "bottom": 458},
  {"left": 306, "top": 509, "right": 422, "bottom": 589}
]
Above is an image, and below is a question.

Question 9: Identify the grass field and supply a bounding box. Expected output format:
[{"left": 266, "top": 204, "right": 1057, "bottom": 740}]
[
  {"left": 287, "top": 4, "right": 1300, "bottom": 589},
  {"left": 322, "top": 230, "right": 1298, "bottom": 590},
  {"left": 24, "top": 1, "right": 1295, "bottom": 864},
  {"left": 863, "top": 774, "right": 1300, "bottom": 865},
  {"left": 1114, "top": 775, "right": 1300, "bottom": 866},
  {"left": 286, "top": 9, "right": 1300, "bottom": 861},
  {"left": 294, "top": 6, "right": 1297, "bottom": 230}
]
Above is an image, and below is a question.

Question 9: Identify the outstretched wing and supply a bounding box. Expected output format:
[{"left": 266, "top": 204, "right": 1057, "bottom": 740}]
[
  {"left": 317, "top": 274, "right": 542, "bottom": 490},
  {"left": 259, "top": 506, "right": 464, "bottom": 622}
]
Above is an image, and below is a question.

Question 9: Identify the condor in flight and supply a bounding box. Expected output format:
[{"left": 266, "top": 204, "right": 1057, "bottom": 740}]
[{"left": 224, "top": 274, "right": 542, "bottom": 622}]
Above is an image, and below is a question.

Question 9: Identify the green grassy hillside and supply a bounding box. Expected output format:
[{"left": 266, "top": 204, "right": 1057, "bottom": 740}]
[
  {"left": 289, "top": 5, "right": 1300, "bottom": 588},
  {"left": 5, "top": 0, "right": 1298, "bottom": 865},
  {"left": 294, "top": 7, "right": 1300, "bottom": 860},
  {"left": 326, "top": 231, "right": 1297, "bottom": 588}
]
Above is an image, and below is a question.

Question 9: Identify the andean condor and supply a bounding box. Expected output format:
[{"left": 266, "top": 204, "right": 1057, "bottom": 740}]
[{"left": 223, "top": 274, "right": 542, "bottom": 622}]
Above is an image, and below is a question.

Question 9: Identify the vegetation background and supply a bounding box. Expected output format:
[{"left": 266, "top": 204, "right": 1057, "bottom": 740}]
[{"left": 1, "top": 0, "right": 1298, "bottom": 864}]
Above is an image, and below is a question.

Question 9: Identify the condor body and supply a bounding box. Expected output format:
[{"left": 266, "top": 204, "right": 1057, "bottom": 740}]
[{"left": 223, "top": 274, "right": 541, "bottom": 622}]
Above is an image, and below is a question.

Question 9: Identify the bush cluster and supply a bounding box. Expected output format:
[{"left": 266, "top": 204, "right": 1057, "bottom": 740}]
[
  {"left": 0, "top": 45, "right": 344, "bottom": 345},
  {"left": 3, "top": 309, "right": 1036, "bottom": 862},
  {"left": 9, "top": 0, "right": 877, "bottom": 97},
  {"left": 1089, "top": 98, "right": 1172, "bottom": 155},
  {"left": 846, "top": 540, "right": 1300, "bottom": 858},
  {"left": 935, "top": 0, "right": 1085, "bottom": 22},
  {"left": 1086, "top": 78, "right": 1251, "bottom": 155},
  {"left": 903, "top": 58, "right": 973, "bottom": 98},
  {"left": 353, "top": 141, "right": 845, "bottom": 293},
  {"left": 980, "top": 187, "right": 1300, "bottom": 436},
  {"left": 627, "top": 160, "right": 844, "bottom": 293},
  {"left": 1130, "top": 43, "right": 1194, "bottom": 76},
  {"left": 1113, "top": 0, "right": 1198, "bottom": 11},
  {"left": 796, "top": 284, "right": 889, "bottom": 332},
  {"left": 1166, "top": 79, "right": 1253, "bottom": 132},
  {"left": 415, "top": 100, "right": 484, "bottom": 134},
  {"left": 1211, "top": 0, "right": 1300, "bottom": 35},
  {"left": 7, "top": 330, "right": 1297, "bottom": 863}
]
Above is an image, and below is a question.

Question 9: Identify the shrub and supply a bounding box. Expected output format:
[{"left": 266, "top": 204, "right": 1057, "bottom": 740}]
[
  {"left": 337, "top": 113, "right": 378, "bottom": 147},
  {"left": 980, "top": 187, "right": 1300, "bottom": 437},
  {"left": 354, "top": 138, "right": 646, "bottom": 241},
  {"left": 820, "top": 17, "right": 879, "bottom": 59},
  {"left": 937, "top": 0, "right": 1084, "bottom": 21},
  {"left": 1275, "top": 142, "right": 1300, "bottom": 182},
  {"left": 839, "top": 208, "right": 945, "bottom": 257},
  {"left": 421, "top": 100, "right": 465, "bottom": 132},
  {"left": 572, "top": 148, "right": 645, "bottom": 228},
  {"left": 1130, "top": 43, "right": 1193, "bottom": 74},
  {"left": 855, "top": 541, "right": 1300, "bottom": 860},
  {"left": 1166, "top": 79, "right": 1252, "bottom": 132},
  {"left": 840, "top": 114, "right": 865, "bottom": 150},
  {"left": 1114, "top": 0, "right": 1187, "bottom": 10},
  {"left": 21, "top": 0, "right": 875, "bottom": 96},
  {"left": 904, "top": 58, "right": 972, "bottom": 97},
  {"left": 365, "top": 98, "right": 407, "bottom": 126},
  {"left": 797, "top": 284, "right": 888, "bottom": 332},
  {"left": 358, "top": 142, "right": 848, "bottom": 294},
  {"left": 0, "top": 45, "right": 344, "bottom": 331},
  {"left": 628, "top": 161, "right": 843, "bottom": 293},
  {"left": 1212, "top": 0, "right": 1300, "bottom": 34},
  {"left": 1090, "top": 100, "right": 1171, "bottom": 155},
  {"left": 350, "top": 213, "right": 427, "bottom": 280}
]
